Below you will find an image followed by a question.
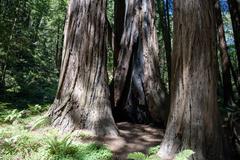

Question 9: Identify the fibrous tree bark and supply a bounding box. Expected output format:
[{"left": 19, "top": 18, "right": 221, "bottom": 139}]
[
  {"left": 0, "top": 64, "right": 6, "bottom": 95},
  {"left": 158, "top": 0, "right": 223, "bottom": 159},
  {"left": 157, "top": 0, "right": 172, "bottom": 90},
  {"left": 114, "top": 0, "right": 169, "bottom": 124},
  {"left": 48, "top": 0, "right": 118, "bottom": 136},
  {"left": 55, "top": 20, "right": 64, "bottom": 73},
  {"left": 228, "top": 0, "right": 240, "bottom": 81},
  {"left": 215, "top": 1, "right": 234, "bottom": 105},
  {"left": 114, "top": 0, "right": 125, "bottom": 67}
]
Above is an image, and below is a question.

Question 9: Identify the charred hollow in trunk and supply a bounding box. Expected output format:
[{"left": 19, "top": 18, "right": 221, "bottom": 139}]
[{"left": 113, "top": 0, "right": 169, "bottom": 125}]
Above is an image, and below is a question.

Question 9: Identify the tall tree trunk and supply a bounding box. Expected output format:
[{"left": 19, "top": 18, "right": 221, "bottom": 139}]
[
  {"left": 55, "top": 22, "right": 61, "bottom": 73},
  {"left": 215, "top": 1, "right": 234, "bottom": 105},
  {"left": 230, "top": 62, "right": 240, "bottom": 95},
  {"left": 114, "top": 0, "right": 169, "bottom": 124},
  {"left": 56, "top": 14, "right": 67, "bottom": 74},
  {"left": 228, "top": 0, "right": 240, "bottom": 82},
  {"left": 158, "top": 0, "right": 223, "bottom": 159},
  {"left": 157, "top": 0, "right": 172, "bottom": 90},
  {"left": 114, "top": 0, "right": 125, "bottom": 67},
  {"left": 48, "top": 0, "right": 118, "bottom": 136},
  {"left": 0, "top": 64, "right": 6, "bottom": 95}
]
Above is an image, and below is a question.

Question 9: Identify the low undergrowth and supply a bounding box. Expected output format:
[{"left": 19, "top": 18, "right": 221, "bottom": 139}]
[
  {"left": 0, "top": 102, "right": 194, "bottom": 160},
  {"left": 0, "top": 103, "right": 112, "bottom": 160},
  {"left": 127, "top": 145, "right": 194, "bottom": 160}
]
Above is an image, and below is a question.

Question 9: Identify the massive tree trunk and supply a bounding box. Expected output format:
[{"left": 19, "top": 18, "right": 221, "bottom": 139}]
[
  {"left": 48, "top": 0, "right": 118, "bottom": 136},
  {"left": 228, "top": 0, "right": 240, "bottom": 80},
  {"left": 114, "top": 0, "right": 169, "bottom": 124},
  {"left": 215, "top": 1, "right": 234, "bottom": 105},
  {"left": 158, "top": 0, "right": 223, "bottom": 159}
]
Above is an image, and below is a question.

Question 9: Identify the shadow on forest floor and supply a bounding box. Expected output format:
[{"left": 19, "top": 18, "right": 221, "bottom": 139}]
[{"left": 96, "top": 122, "right": 164, "bottom": 160}]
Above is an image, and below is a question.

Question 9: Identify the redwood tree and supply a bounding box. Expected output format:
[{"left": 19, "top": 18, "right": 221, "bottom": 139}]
[
  {"left": 157, "top": 0, "right": 172, "bottom": 89},
  {"left": 228, "top": 0, "right": 240, "bottom": 78},
  {"left": 48, "top": 0, "right": 118, "bottom": 136},
  {"left": 114, "top": 0, "right": 125, "bottom": 67},
  {"left": 215, "top": 0, "right": 234, "bottom": 105},
  {"left": 114, "top": 0, "right": 169, "bottom": 124},
  {"left": 158, "top": 0, "right": 223, "bottom": 159}
]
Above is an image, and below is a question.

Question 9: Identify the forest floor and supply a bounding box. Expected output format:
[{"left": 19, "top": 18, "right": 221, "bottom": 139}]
[
  {"left": 0, "top": 102, "right": 164, "bottom": 160},
  {"left": 90, "top": 122, "right": 164, "bottom": 159}
]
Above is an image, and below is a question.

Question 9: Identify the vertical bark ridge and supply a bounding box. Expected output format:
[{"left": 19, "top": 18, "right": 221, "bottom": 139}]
[
  {"left": 228, "top": 0, "right": 240, "bottom": 85},
  {"left": 48, "top": 0, "right": 118, "bottom": 136},
  {"left": 158, "top": 0, "right": 223, "bottom": 159},
  {"left": 114, "top": 0, "right": 169, "bottom": 124},
  {"left": 215, "top": 0, "right": 235, "bottom": 105}
]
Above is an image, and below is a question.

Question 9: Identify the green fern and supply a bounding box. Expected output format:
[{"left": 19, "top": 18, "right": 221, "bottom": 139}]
[
  {"left": 174, "top": 149, "right": 194, "bottom": 160},
  {"left": 45, "top": 135, "right": 77, "bottom": 156},
  {"left": 30, "top": 115, "right": 50, "bottom": 130},
  {"left": 127, "top": 146, "right": 194, "bottom": 160},
  {"left": 148, "top": 145, "right": 160, "bottom": 156},
  {"left": 128, "top": 152, "right": 147, "bottom": 160},
  {"left": 4, "top": 109, "right": 25, "bottom": 123}
]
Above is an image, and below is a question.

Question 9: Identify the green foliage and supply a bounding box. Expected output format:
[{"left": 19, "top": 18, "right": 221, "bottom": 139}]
[
  {"left": 28, "top": 104, "right": 49, "bottom": 115},
  {"left": 30, "top": 115, "right": 50, "bottom": 130},
  {"left": 4, "top": 109, "right": 25, "bottom": 123},
  {"left": 127, "top": 146, "right": 194, "bottom": 160},
  {"left": 72, "top": 130, "right": 93, "bottom": 140},
  {"left": 76, "top": 143, "right": 113, "bottom": 160},
  {"left": 0, "top": 102, "right": 13, "bottom": 122},
  {"left": 174, "top": 150, "right": 195, "bottom": 160},
  {"left": 107, "top": 0, "right": 114, "bottom": 26},
  {"left": 148, "top": 145, "right": 160, "bottom": 156},
  {"left": 127, "top": 145, "right": 161, "bottom": 160},
  {"left": 0, "top": 108, "right": 113, "bottom": 160},
  {"left": 128, "top": 152, "right": 148, "bottom": 160},
  {"left": 0, "top": 0, "right": 67, "bottom": 102},
  {"left": 0, "top": 135, "right": 41, "bottom": 156},
  {"left": 46, "top": 135, "right": 77, "bottom": 156},
  {"left": 0, "top": 102, "right": 49, "bottom": 124}
]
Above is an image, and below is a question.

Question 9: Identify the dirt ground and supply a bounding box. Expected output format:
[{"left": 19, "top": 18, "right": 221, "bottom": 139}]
[{"left": 97, "top": 122, "right": 164, "bottom": 160}]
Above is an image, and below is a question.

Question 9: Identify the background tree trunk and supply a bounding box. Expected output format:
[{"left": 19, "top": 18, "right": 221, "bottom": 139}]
[
  {"left": 158, "top": 0, "right": 223, "bottom": 159},
  {"left": 114, "top": 0, "right": 169, "bottom": 125},
  {"left": 228, "top": 0, "right": 240, "bottom": 82},
  {"left": 114, "top": 0, "right": 125, "bottom": 67},
  {"left": 48, "top": 0, "right": 118, "bottom": 136},
  {"left": 157, "top": 0, "right": 172, "bottom": 91},
  {"left": 0, "top": 64, "right": 6, "bottom": 95},
  {"left": 215, "top": 1, "right": 234, "bottom": 105}
]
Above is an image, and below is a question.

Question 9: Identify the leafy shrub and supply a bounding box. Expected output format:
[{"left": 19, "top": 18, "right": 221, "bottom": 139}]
[
  {"left": 127, "top": 146, "right": 194, "bottom": 160},
  {"left": 46, "top": 135, "right": 78, "bottom": 156},
  {"left": 148, "top": 145, "right": 160, "bottom": 156},
  {"left": 45, "top": 136, "right": 112, "bottom": 160},
  {"left": 174, "top": 150, "right": 194, "bottom": 160},
  {"left": 0, "top": 134, "right": 42, "bottom": 157},
  {"left": 4, "top": 109, "right": 25, "bottom": 123},
  {"left": 28, "top": 104, "right": 49, "bottom": 115},
  {"left": 30, "top": 115, "right": 51, "bottom": 130},
  {"left": 128, "top": 152, "right": 148, "bottom": 160},
  {"left": 76, "top": 143, "right": 113, "bottom": 160},
  {"left": 72, "top": 130, "right": 94, "bottom": 140},
  {"left": 0, "top": 110, "right": 113, "bottom": 160}
]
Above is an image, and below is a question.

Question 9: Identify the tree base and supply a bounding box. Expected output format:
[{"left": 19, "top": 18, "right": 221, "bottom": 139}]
[{"left": 48, "top": 99, "right": 119, "bottom": 136}]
